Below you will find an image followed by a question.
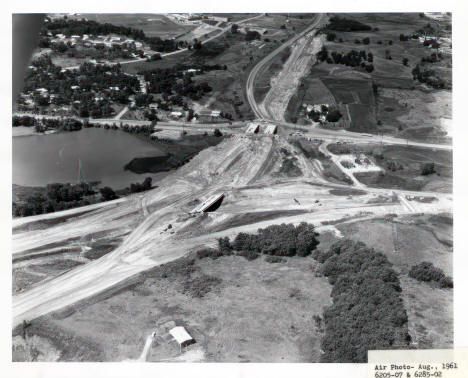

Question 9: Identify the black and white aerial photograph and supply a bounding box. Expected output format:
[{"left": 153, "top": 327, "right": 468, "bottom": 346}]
[{"left": 8, "top": 4, "right": 461, "bottom": 374}]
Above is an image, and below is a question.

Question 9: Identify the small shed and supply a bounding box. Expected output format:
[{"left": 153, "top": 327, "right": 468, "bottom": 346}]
[{"left": 169, "top": 326, "right": 196, "bottom": 348}]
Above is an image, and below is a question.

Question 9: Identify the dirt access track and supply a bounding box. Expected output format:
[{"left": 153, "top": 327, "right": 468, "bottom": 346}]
[{"left": 12, "top": 133, "right": 452, "bottom": 328}]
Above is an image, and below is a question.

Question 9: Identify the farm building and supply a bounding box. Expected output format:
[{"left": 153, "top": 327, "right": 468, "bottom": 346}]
[
  {"left": 169, "top": 326, "right": 196, "bottom": 348},
  {"left": 169, "top": 111, "right": 183, "bottom": 120}
]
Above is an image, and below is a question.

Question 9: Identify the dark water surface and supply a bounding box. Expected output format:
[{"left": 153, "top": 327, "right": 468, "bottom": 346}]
[{"left": 13, "top": 128, "right": 167, "bottom": 189}]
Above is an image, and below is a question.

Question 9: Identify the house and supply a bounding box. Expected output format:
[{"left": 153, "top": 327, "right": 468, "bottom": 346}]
[
  {"left": 212, "top": 16, "right": 228, "bottom": 22},
  {"left": 211, "top": 110, "right": 221, "bottom": 117},
  {"left": 170, "top": 111, "right": 183, "bottom": 119}
]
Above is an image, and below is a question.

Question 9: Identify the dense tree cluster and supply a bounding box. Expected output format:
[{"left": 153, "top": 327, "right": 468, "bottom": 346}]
[
  {"left": 192, "top": 42, "right": 228, "bottom": 57},
  {"left": 13, "top": 115, "right": 40, "bottom": 127},
  {"left": 229, "top": 222, "right": 319, "bottom": 257},
  {"left": 411, "top": 64, "right": 450, "bottom": 89},
  {"left": 409, "top": 261, "right": 453, "bottom": 289},
  {"left": 196, "top": 223, "right": 319, "bottom": 262},
  {"left": 13, "top": 115, "right": 83, "bottom": 133},
  {"left": 326, "top": 32, "right": 336, "bottom": 41},
  {"left": 318, "top": 47, "right": 374, "bottom": 72},
  {"left": 314, "top": 239, "right": 411, "bottom": 362},
  {"left": 140, "top": 64, "right": 222, "bottom": 101},
  {"left": 13, "top": 176, "right": 154, "bottom": 217},
  {"left": 326, "top": 109, "right": 343, "bottom": 122},
  {"left": 421, "top": 162, "right": 436, "bottom": 175},
  {"left": 245, "top": 30, "right": 261, "bottom": 41},
  {"left": 325, "top": 16, "right": 372, "bottom": 32},
  {"left": 45, "top": 17, "right": 145, "bottom": 40},
  {"left": 23, "top": 55, "right": 141, "bottom": 117},
  {"left": 44, "top": 17, "right": 182, "bottom": 53},
  {"left": 13, "top": 182, "right": 97, "bottom": 217}
]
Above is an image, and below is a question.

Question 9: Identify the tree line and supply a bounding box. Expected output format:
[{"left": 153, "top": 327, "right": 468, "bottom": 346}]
[
  {"left": 317, "top": 46, "right": 374, "bottom": 73},
  {"left": 140, "top": 64, "right": 221, "bottom": 102},
  {"left": 325, "top": 16, "right": 372, "bottom": 32},
  {"left": 44, "top": 17, "right": 183, "bottom": 53},
  {"left": 13, "top": 177, "right": 154, "bottom": 217},
  {"left": 313, "top": 239, "right": 411, "bottom": 362}
]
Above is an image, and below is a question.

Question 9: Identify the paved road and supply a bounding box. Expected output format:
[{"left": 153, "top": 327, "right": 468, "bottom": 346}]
[
  {"left": 14, "top": 110, "right": 452, "bottom": 151},
  {"left": 245, "top": 14, "right": 325, "bottom": 119}
]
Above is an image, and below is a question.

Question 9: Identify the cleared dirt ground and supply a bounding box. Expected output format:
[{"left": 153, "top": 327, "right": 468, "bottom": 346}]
[{"left": 12, "top": 129, "right": 452, "bottom": 362}]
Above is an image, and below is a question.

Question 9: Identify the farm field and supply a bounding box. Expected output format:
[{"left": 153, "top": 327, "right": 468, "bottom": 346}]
[
  {"left": 287, "top": 13, "right": 451, "bottom": 142},
  {"left": 75, "top": 14, "right": 196, "bottom": 39}
]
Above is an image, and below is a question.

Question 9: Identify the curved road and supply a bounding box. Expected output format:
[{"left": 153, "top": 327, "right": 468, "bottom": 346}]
[
  {"left": 246, "top": 14, "right": 324, "bottom": 119},
  {"left": 244, "top": 13, "right": 451, "bottom": 152}
]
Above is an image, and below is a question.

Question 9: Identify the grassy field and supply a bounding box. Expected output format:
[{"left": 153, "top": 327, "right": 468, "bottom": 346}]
[
  {"left": 376, "top": 88, "right": 451, "bottom": 142},
  {"left": 336, "top": 214, "right": 453, "bottom": 349},
  {"left": 288, "top": 13, "right": 451, "bottom": 141},
  {"left": 14, "top": 251, "right": 333, "bottom": 362},
  {"left": 13, "top": 213, "right": 453, "bottom": 361},
  {"left": 76, "top": 14, "right": 196, "bottom": 39}
]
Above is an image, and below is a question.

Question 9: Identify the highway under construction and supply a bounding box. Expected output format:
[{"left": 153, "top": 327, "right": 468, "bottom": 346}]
[{"left": 12, "top": 13, "right": 452, "bottom": 336}]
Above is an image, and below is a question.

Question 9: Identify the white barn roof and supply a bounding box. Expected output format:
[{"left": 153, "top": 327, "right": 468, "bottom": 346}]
[{"left": 169, "top": 326, "right": 194, "bottom": 346}]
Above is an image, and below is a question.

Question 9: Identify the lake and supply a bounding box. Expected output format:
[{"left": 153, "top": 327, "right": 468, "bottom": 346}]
[{"left": 13, "top": 128, "right": 169, "bottom": 189}]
